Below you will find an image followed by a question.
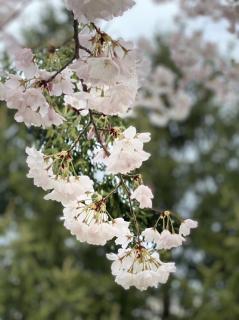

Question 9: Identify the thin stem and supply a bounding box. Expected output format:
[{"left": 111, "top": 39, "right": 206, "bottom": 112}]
[
  {"left": 151, "top": 208, "right": 183, "bottom": 223},
  {"left": 68, "top": 121, "right": 91, "bottom": 151},
  {"left": 119, "top": 174, "right": 140, "bottom": 237},
  {"left": 89, "top": 110, "right": 110, "bottom": 156},
  {"left": 103, "top": 181, "right": 122, "bottom": 201},
  {"left": 154, "top": 215, "right": 163, "bottom": 229}
]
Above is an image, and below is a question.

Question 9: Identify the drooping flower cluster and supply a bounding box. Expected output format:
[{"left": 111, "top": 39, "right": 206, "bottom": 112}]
[
  {"left": 0, "top": 0, "right": 199, "bottom": 291},
  {"left": 131, "top": 185, "right": 154, "bottom": 209},
  {"left": 26, "top": 147, "right": 94, "bottom": 204},
  {"left": 107, "top": 214, "right": 198, "bottom": 291},
  {"left": 66, "top": 34, "right": 139, "bottom": 116},
  {"left": 63, "top": 200, "right": 130, "bottom": 245},
  {"left": 0, "top": 74, "right": 65, "bottom": 127},
  {"left": 94, "top": 126, "right": 151, "bottom": 174},
  {"left": 107, "top": 246, "right": 176, "bottom": 291}
]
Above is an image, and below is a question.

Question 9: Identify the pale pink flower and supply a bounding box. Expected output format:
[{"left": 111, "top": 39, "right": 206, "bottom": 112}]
[
  {"left": 179, "top": 219, "right": 198, "bottom": 236},
  {"left": 63, "top": 201, "right": 130, "bottom": 245},
  {"left": 45, "top": 176, "right": 94, "bottom": 205},
  {"left": 131, "top": 185, "right": 154, "bottom": 209},
  {"left": 14, "top": 48, "right": 38, "bottom": 79},
  {"left": 1, "top": 76, "right": 64, "bottom": 128},
  {"left": 26, "top": 147, "right": 54, "bottom": 191},
  {"left": 107, "top": 246, "right": 176, "bottom": 290},
  {"left": 141, "top": 227, "right": 161, "bottom": 244},
  {"left": 26, "top": 147, "right": 94, "bottom": 205},
  {"left": 50, "top": 69, "right": 74, "bottom": 96},
  {"left": 64, "top": 0, "right": 136, "bottom": 22},
  {"left": 104, "top": 126, "right": 151, "bottom": 174},
  {"left": 157, "top": 230, "right": 185, "bottom": 250}
]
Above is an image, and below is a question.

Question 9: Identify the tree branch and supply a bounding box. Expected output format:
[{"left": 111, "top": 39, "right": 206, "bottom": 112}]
[{"left": 46, "top": 18, "right": 91, "bottom": 83}]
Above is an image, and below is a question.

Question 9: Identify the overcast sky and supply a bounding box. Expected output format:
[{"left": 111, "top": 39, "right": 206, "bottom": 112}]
[
  {"left": 5, "top": 0, "right": 177, "bottom": 41},
  {"left": 3, "top": 0, "right": 239, "bottom": 58}
]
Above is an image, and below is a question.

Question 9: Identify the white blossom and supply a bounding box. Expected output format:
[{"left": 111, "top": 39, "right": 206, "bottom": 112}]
[
  {"left": 70, "top": 40, "right": 139, "bottom": 116},
  {"left": 131, "top": 185, "right": 154, "bottom": 209},
  {"left": 64, "top": 0, "right": 136, "bottom": 22},
  {"left": 115, "top": 230, "right": 134, "bottom": 248},
  {"left": 77, "top": 57, "right": 120, "bottom": 86},
  {"left": 26, "top": 147, "right": 54, "bottom": 191},
  {"left": 107, "top": 246, "right": 176, "bottom": 290},
  {"left": 157, "top": 230, "right": 185, "bottom": 250},
  {"left": 179, "top": 219, "right": 198, "bottom": 236},
  {"left": 14, "top": 48, "right": 38, "bottom": 79},
  {"left": 64, "top": 93, "right": 88, "bottom": 111},
  {"left": 104, "top": 126, "right": 151, "bottom": 174},
  {"left": 45, "top": 176, "right": 94, "bottom": 205},
  {"left": 0, "top": 76, "right": 64, "bottom": 128},
  {"left": 26, "top": 147, "right": 94, "bottom": 205},
  {"left": 141, "top": 227, "right": 161, "bottom": 244},
  {"left": 63, "top": 200, "right": 130, "bottom": 245},
  {"left": 50, "top": 69, "right": 74, "bottom": 96},
  {"left": 142, "top": 228, "right": 185, "bottom": 250}
]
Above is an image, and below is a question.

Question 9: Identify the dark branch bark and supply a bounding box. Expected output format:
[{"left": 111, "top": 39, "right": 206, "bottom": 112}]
[
  {"left": 46, "top": 17, "right": 91, "bottom": 83},
  {"left": 162, "top": 284, "right": 171, "bottom": 320}
]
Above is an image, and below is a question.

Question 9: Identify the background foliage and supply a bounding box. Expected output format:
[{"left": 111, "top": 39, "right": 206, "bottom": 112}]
[{"left": 0, "top": 6, "right": 239, "bottom": 320}]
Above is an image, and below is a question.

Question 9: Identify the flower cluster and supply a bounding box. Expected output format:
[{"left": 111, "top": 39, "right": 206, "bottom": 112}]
[
  {"left": 0, "top": 0, "right": 198, "bottom": 291},
  {"left": 137, "top": 26, "right": 239, "bottom": 127},
  {"left": 107, "top": 247, "right": 176, "bottom": 291},
  {"left": 26, "top": 147, "right": 94, "bottom": 204},
  {"left": 154, "top": 0, "right": 239, "bottom": 35},
  {"left": 0, "top": 75, "right": 65, "bottom": 127},
  {"left": 94, "top": 126, "right": 151, "bottom": 174},
  {"left": 137, "top": 65, "right": 193, "bottom": 127},
  {"left": 63, "top": 200, "right": 130, "bottom": 246},
  {"left": 107, "top": 215, "right": 198, "bottom": 291}
]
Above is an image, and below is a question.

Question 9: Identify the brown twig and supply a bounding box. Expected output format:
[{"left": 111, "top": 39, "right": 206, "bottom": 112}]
[{"left": 46, "top": 18, "right": 91, "bottom": 83}]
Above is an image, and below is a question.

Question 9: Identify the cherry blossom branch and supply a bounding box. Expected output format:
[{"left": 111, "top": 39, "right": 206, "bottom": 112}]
[{"left": 0, "top": 0, "right": 199, "bottom": 292}]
